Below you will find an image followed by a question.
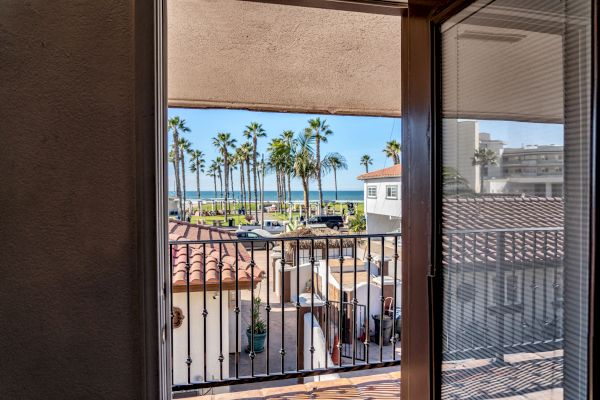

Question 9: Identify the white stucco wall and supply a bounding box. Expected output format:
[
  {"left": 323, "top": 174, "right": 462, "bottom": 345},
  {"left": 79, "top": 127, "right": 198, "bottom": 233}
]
[
  {"left": 363, "top": 177, "right": 401, "bottom": 234},
  {"left": 173, "top": 290, "right": 230, "bottom": 385},
  {"left": 304, "top": 313, "right": 339, "bottom": 382}
]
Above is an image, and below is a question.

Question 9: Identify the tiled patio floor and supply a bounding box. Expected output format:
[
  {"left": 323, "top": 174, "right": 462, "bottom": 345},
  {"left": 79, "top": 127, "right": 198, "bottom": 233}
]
[{"left": 194, "top": 371, "right": 401, "bottom": 400}]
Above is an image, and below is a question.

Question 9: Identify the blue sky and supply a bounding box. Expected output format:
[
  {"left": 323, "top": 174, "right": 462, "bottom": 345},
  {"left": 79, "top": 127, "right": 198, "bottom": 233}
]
[
  {"left": 167, "top": 108, "right": 564, "bottom": 192},
  {"left": 168, "top": 108, "right": 401, "bottom": 191},
  {"left": 478, "top": 120, "right": 563, "bottom": 148}
]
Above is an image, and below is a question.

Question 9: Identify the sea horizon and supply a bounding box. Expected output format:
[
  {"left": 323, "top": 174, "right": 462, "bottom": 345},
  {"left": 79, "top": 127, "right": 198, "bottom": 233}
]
[{"left": 169, "top": 190, "right": 364, "bottom": 202}]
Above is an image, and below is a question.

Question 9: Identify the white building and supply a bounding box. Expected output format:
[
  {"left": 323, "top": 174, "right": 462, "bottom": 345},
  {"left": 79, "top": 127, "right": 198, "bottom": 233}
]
[
  {"left": 357, "top": 164, "right": 402, "bottom": 234},
  {"left": 169, "top": 220, "right": 263, "bottom": 386}
]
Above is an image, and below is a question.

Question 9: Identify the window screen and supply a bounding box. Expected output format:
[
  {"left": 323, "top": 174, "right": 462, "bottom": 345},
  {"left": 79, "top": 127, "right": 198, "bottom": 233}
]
[{"left": 440, "top": 0, "right": 591, "bottom": 398}]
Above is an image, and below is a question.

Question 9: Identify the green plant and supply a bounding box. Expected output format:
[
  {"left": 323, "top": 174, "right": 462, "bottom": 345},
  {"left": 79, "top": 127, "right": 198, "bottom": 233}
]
[
  {"left": 247, "top": 297, "right": 266, "bottom": 334},
  {"left": 348, "top": 212, "right": 366, "bottom": 233}
]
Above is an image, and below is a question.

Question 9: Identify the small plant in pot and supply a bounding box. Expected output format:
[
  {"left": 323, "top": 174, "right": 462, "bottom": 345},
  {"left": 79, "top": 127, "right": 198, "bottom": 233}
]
[{"left": 246, "top": 297, "right": 267, "bottom": 353}]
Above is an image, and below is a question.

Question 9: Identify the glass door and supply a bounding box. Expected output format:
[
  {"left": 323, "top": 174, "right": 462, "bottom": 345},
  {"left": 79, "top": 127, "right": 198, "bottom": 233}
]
[{"left": 437, "top": 0, "right": 592, "bottom": 398}]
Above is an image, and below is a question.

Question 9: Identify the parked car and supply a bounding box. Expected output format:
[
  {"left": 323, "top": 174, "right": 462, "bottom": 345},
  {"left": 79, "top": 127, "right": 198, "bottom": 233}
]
[
  {"left": 237, "top": 219, "right": 285, "bottom": 234},
  {"left": 306, "top": 215, "right": 344, "bottom": 230},
  {"left": 235, "top": 229, "right": 277, "bottom": 250}
]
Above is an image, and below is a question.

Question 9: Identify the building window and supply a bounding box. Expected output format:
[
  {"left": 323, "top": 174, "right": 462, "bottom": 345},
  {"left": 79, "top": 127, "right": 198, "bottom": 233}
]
[
  {"left": 386, "top": 185, "right": 398, "bottom": 200},
  {"left": 367, "top": 186, "right": 377, "bottom": 198}
]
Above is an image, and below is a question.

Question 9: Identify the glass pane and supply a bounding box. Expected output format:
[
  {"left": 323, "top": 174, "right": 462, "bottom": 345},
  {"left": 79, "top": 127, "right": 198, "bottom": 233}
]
[{"left": 440, "top": 0, "right": 591, "bottom": 398}]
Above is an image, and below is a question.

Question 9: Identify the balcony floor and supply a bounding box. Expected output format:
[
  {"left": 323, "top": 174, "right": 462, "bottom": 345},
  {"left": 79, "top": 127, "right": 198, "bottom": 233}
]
[{"left": 194, "top": 371, "right": 401, "bottom": 399}]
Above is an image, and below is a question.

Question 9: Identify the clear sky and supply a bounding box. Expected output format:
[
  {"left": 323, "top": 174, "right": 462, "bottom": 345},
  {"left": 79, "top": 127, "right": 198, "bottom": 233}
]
[
  {"left": 478, "top": 120, "right": 563, "bottom": 148},
  {"left": 167, "top": 108, "right": 564, "bottom": 192},
  {"left": 168, "top": 108, "right": 401, "bottom": 191}
]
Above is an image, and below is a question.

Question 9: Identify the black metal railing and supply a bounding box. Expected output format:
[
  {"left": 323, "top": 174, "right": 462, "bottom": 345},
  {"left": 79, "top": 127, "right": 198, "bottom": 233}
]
[
  {"left": 328, "top": 300, "right": 367, "bottom": 361},
  {"left": 169, "top": 233, "right": 402, "bottom": 393},
  {"left": 442, "top": 227, "right": 564, "bottom": 361}
]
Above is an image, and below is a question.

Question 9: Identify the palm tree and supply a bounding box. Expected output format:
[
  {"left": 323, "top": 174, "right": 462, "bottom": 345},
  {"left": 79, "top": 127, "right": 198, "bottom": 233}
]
[
  {"left": 177, "top": 138, "right": 192, "bottom": 220},
  {"left": 168, "top": 116, "right": 190, "bottom": 208},
  {"left": 360, "top": 154, "right": 373, "bottom": 173},
  {"left": 189, "top": 150, "right": 205, "bottom": 200},
  {"left": 292, "top": 131, "right": 318, "bottom": 215},
  {"left": 442, "top": 166, "right": 472, "bottom": 194},
  {"left": 268, "top": 138, "right": 290, "bottom": 210},
  {"left": 306, "top": 117, "right": 333, "bottom": 209},
  {"left": 471, "top": 148, "right": 498, "bottom": 193},
  {"left": 383, "top": 140, "right": 401, "bottom": 165},
  {"left": 213, "top": 132, "right": 237, "bottom": 221},
  {"left": 243, "top": 122, "right": 266, "bottom": 219},
  {"left": 323, "top": 152, "right": 348, "bottom": 201}
]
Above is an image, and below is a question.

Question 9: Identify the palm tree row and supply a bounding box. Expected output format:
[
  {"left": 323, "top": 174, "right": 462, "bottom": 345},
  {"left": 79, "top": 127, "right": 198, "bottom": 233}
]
[{"left": 169, "top": 114, "right": 400, "bottom": 222}]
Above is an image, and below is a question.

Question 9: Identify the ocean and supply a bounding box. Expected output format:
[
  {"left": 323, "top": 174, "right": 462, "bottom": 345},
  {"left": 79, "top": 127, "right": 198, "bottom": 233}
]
[{"left": 169, "top": 190, "right": 364, "bottom": 202}]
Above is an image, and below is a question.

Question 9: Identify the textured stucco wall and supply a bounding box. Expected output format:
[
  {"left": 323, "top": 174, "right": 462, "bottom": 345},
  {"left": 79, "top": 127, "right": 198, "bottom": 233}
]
[
  {"left": 168, "top": 0, "right": 402, "bottom": 116},
  {"left": 0, "top": 1, "right": 157, "bottom": 398}
]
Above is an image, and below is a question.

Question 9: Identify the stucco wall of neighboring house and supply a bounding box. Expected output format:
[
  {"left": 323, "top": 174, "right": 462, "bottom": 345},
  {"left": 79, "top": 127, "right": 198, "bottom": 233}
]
[
  {"left": 0, "top": 1, "right": 158, "bottom": 398},
  {"left": 362, "top": 177, "right": 402, "bottom": 233},
  {"left": 173, "top": 291, "right": 230, "bottom": 386},
  {"left": 168, "top": 0, "right": 402, "bottom": 117}
]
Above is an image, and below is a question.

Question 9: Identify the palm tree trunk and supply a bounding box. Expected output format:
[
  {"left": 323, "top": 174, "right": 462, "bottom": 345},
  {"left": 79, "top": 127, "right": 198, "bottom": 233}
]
[
  {"left": 172, "top": 133, "right": 181, "bottom": 199},
  {"left": 282, "top": 172, "right": 287, "bottom": 206},
  {"left": 480, "top": 166, "right": 484, "bottom": 194},
  {"left": 246, "top": 158, "right": 252, "bottom": 216},
  {"left": 196, "top": 168, "right": 201, "bottom": 199},
  {"left": 230, "top": 167, "right": 234, "bottom": 201},
  {"left": 275, "top": 170, "right": 281, "bottom": 211},
  {"left": 224, "top": 158, "right": 229, "bottom": 221},
  {"left": 333, "top": 167, "right": 338, "bottom": 201},
  {"left": 181, "top": 154, "right": 187, "bottom": 220},
  {"left": 287, "top": 172, "right": 292, "bottom": 216},
  {"left": 213, "top": 174, "right": 217, "bottom": 198},
  {"left": 218, "top": 169, "right": 223, "bottom": 197},
  {"left": 316, "top": 138, "right": 323, "bottom": 210},
  {"left": 240, "top": 163, "right": 245, "bottom": 209},
  {"left": 253, "top": 137, "right": 258, "bottom": 220},
  {"left": 302, "top": 179, "right": 310, "bottom": 217},
  {"left": 239, "top": 165, "right": 244, "bottom": 213}
]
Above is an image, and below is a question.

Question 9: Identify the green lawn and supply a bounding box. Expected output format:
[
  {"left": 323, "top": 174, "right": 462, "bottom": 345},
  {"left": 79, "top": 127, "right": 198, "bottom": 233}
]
[{"left": 188, "top": 202, "right": 364, "bottom": 227}]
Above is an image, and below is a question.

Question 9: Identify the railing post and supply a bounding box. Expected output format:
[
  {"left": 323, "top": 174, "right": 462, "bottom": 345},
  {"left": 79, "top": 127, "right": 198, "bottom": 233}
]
[{"left": 494, "top": 232, "right": 506, "bottom": 363}]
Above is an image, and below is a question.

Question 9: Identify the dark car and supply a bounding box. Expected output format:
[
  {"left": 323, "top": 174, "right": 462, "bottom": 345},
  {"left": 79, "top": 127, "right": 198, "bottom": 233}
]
[
  {"left": 307, "top": 215, "right": 344, "bottom": 230},
  {"left": 235, "top": 229, "right": 276, "bottom": 250}
]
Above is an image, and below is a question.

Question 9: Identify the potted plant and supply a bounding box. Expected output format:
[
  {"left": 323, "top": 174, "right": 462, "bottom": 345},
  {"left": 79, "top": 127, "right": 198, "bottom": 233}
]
[{"left": 246, "top": 297, "right": 267, "bottom": 353}]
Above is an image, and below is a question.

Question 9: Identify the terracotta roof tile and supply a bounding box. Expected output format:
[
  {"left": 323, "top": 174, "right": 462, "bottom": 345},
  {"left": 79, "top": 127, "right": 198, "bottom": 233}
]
[
  {"left": 169, "top": 220, "right": 263, "bottom": 290},
  {"left": 442, "top": 196, "right": 564, "bottom": 266},
  {"left": 357, "top": 164, "right": 401, "bottom": 180}
]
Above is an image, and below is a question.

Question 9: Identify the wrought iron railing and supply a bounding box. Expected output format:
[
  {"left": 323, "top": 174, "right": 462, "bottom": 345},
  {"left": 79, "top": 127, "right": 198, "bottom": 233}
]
[
  {"left": 169, "top": 233, "right": 402, "bottom": 393},
  {"left": 442, "top": 227, "right": 564, "bottom": 361}
]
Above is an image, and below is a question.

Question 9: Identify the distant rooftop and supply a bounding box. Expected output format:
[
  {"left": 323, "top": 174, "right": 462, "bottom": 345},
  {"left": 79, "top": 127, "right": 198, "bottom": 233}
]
[
  {"left": 357, "top": 164, "right": 402, "bottom": 180},
  {"left": 169, "top": 220, "right": 264, "bottom": 291}
]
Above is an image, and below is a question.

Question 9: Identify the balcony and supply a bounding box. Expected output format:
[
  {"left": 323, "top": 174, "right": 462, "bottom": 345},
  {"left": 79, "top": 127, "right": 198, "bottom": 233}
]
[
  {"left": 168, "top": 220, "right": 564, "bottom": 398},
  {"left": 169, "top": 224, "right": 401, "bottom": 397}
]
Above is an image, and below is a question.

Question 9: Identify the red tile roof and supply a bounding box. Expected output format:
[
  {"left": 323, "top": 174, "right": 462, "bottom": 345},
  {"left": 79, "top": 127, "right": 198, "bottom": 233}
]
[
  {"left": 357, "top": 164, "right": 401, "bottom": 180},
  {"left": 442, "top": 196, "right": 563, "bottom": 231},
  {"left": 169, "top": 220, "right": 264, "bottom": 291},
  {"left": 441, "top": 196, "right": 564, "bottom": 266}
]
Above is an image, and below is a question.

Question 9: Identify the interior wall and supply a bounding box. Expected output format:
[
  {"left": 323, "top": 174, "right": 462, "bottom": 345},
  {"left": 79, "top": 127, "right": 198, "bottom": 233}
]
[{"left": 0, "top": 1, "right": 159, "bottom": 399}]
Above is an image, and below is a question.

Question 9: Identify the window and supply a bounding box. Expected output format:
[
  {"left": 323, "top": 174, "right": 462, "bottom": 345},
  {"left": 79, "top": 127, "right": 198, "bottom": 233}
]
[
  {"left": 440, "top": 0, "right": 591, "bottom": 397},
  {"left": 386, "top": 185, "right": 398, "bottom": 199},
  {"left": 367, "top": 186, "right": 377, "bottom": 198}
]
